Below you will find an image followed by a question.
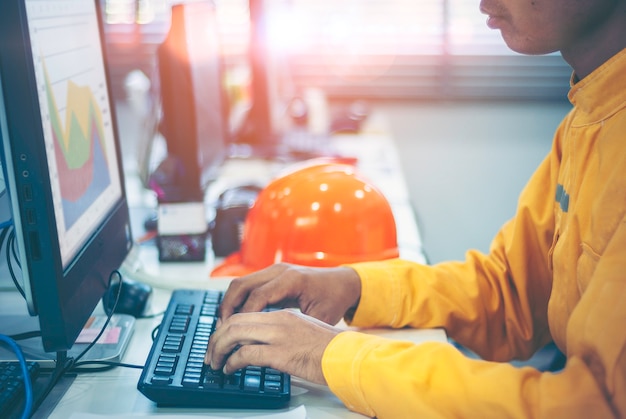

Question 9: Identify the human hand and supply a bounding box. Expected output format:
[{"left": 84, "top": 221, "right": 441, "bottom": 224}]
[
  {"left": 218, "top": 263, "right": 362, "bottom": 326},
  {"left": 205, "top": 309, "right": 340, "bottom": 385}
]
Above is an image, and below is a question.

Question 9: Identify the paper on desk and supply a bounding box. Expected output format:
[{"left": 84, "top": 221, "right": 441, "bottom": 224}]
[{"left": 68, "top": 405, "right": 307, "bottom": 419}]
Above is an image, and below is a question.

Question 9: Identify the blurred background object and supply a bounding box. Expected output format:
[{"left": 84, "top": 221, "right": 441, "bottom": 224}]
[{"left": 106, "top": 0, "right": 572, "bottom": 263}]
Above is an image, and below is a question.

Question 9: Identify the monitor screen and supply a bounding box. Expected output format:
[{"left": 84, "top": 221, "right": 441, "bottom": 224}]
[{"left": 0, "top": 0, "right": 133, "bottom": 352}]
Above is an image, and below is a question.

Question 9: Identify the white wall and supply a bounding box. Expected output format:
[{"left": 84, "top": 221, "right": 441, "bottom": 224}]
[{"left": 380, "top": 100, "right": 572, "bottom": 264}]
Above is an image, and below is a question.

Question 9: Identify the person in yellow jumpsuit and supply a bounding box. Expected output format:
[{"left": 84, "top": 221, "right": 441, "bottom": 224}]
[{"left": 205, "top": 0, "right": 626, "bottom": 417}]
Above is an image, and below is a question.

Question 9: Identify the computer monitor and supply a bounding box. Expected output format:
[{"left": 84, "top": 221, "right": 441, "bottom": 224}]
[
  {"left": 0, "top": 0, "right": 133, "bottom": 353},
  {"left": 238, "top": 0, "right": 275, "bottom": 146},
  {"left": 156, "top": 1, "right": 229, "bottom": 200},
  {"left": 234, "top": 0, "right": 322, "bottom": 159}
]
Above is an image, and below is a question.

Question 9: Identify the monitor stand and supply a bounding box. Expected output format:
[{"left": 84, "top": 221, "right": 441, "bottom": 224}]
[{"left": 0, "top": 313, "right": 135, "bottom": 370}]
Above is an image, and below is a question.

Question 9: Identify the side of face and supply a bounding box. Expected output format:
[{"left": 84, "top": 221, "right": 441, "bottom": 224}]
[{"left": 479, "top": 0, "right": 620, "bottom": 55}]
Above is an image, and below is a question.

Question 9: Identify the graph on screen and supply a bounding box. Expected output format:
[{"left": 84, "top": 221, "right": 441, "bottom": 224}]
[
  {"left": 26, "top": 0, "right": 123, "bottom": 266},
  {"left": 44, "top": 62, "right": 112, "bottom": 228}
]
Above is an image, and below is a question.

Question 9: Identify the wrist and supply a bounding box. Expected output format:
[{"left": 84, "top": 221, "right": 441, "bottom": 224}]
[{"left": 339, "top": 266, "right": 362, "bottom": 321}]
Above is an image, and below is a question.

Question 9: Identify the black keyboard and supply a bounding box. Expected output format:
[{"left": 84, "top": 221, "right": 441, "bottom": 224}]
[
  {"left": 138, "top": 289, "right": 291, "bottom": 409},
  {"left": 0, "top": 361, "right": 40, "bottom": 418}
]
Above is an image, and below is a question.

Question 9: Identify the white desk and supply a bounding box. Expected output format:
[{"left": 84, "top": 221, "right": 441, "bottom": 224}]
[{"left": 36, "top": 123, "right": 445, "bottom": 418}]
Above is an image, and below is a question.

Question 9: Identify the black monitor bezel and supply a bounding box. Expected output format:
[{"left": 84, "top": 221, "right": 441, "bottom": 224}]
[{"left": 0, "top": 0, "right": 133, "bottom": 352}]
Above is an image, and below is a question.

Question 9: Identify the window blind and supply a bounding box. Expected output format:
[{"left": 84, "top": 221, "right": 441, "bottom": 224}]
[
  {"left": 276, "top": 0, "right": 571, "bottom": 100},
  {"left": 103, "top": 0, "right": 572, "bottom": 101}
]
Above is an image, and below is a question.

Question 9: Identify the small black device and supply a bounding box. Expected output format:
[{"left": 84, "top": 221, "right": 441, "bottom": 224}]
[
  {"left": 138, "top": 289, "right": 290, "bottom": 409},
  {"left": 156, "top": 200, "right": 209, "bottom": 262},
  {"left": 103, "top": 278, "right": 153, "bottom": 318},
  {"left": 211, "top": 185, "right": 262, "bottom": 257}
]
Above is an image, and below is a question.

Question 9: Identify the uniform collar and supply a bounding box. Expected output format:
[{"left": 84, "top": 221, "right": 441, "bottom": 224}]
[{"left": 567, "top": 48, "right": 626, "bottom": 125}]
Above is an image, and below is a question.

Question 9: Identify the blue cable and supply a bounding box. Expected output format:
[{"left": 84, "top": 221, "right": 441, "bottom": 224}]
[
  {"left": 0, "top": 334, "right": 33, "bottom": 419},
  {"left": 0, "top": 219, "right": 12, "bottom": 230}
]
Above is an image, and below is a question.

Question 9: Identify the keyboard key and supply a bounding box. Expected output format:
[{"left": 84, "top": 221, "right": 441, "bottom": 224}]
[
  {"left": 150, "top": 376, "right": 172, "bottom": 386},
  {"left": 175, "top": 304, "right": 194, "bottom": 315},
  {"left": 154, "top": 366, "right": 174, "bottom": 375},
  {"left": 244, "top": 375, "right": 261, "bottom": 391},
  {"left": 202, "top": 369, "right": 223, "bottom": 389},
  {"left": 263, "top": 380, "right": 282, "bottom": 393}
]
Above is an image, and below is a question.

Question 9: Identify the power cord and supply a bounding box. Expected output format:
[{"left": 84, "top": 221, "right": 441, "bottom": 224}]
[
  {"left": 5, "top": 226, "right": 25, "bottom": 298},
  {"left": 65, "top": 270, "right": 151, "bottom": 373},
  {"left": 3, "top": 269, "right": 153, "bottom": 416},
  {"left": 69, "top": 270, "right": 151, "bottom": 372},
  {"left": 63, "top": 270, "right": 124, "bottom": 371},
  {"left": 151, "top": 324, "right": 160, "bottom": 341},
  {"left": 9, "top": 227, "right": 21, "bottom": 268},
  {"left": 8, "top": 330, "right": 41, "bottom": 341},
  {"left": 4, "top": 269, "right": 145, "bottom": 417},
  {"left": 29, "top": 351, "right": 73, "bottom": 417},
  {"left": 68, "top": 360, "right": 144, "bottom": 372},
  {"left": 0, "top": 219, "right": 161, "bottom": 414}
]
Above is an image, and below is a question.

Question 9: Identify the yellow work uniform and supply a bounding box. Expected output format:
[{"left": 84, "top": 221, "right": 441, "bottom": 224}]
[{"left": 324, "top": 48, "right": 626, "bottom": 418}]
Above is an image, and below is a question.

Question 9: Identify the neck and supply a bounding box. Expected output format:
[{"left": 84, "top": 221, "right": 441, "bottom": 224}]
[{"left": 561, "top": 3, "right": 626, "bottom": 80}]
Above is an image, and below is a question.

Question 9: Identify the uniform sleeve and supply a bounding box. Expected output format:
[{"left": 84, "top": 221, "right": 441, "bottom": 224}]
[
  {"left": 322, "top": 216, "right": 626, "bottom": 418},
  {"left": 344, "top": 146, "right": 559, "bottom": 362}
]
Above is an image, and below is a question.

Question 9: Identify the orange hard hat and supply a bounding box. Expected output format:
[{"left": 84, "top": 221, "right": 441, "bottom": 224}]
[{"left": 211, "top": 162, "right": 399, "bottom": 277}]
